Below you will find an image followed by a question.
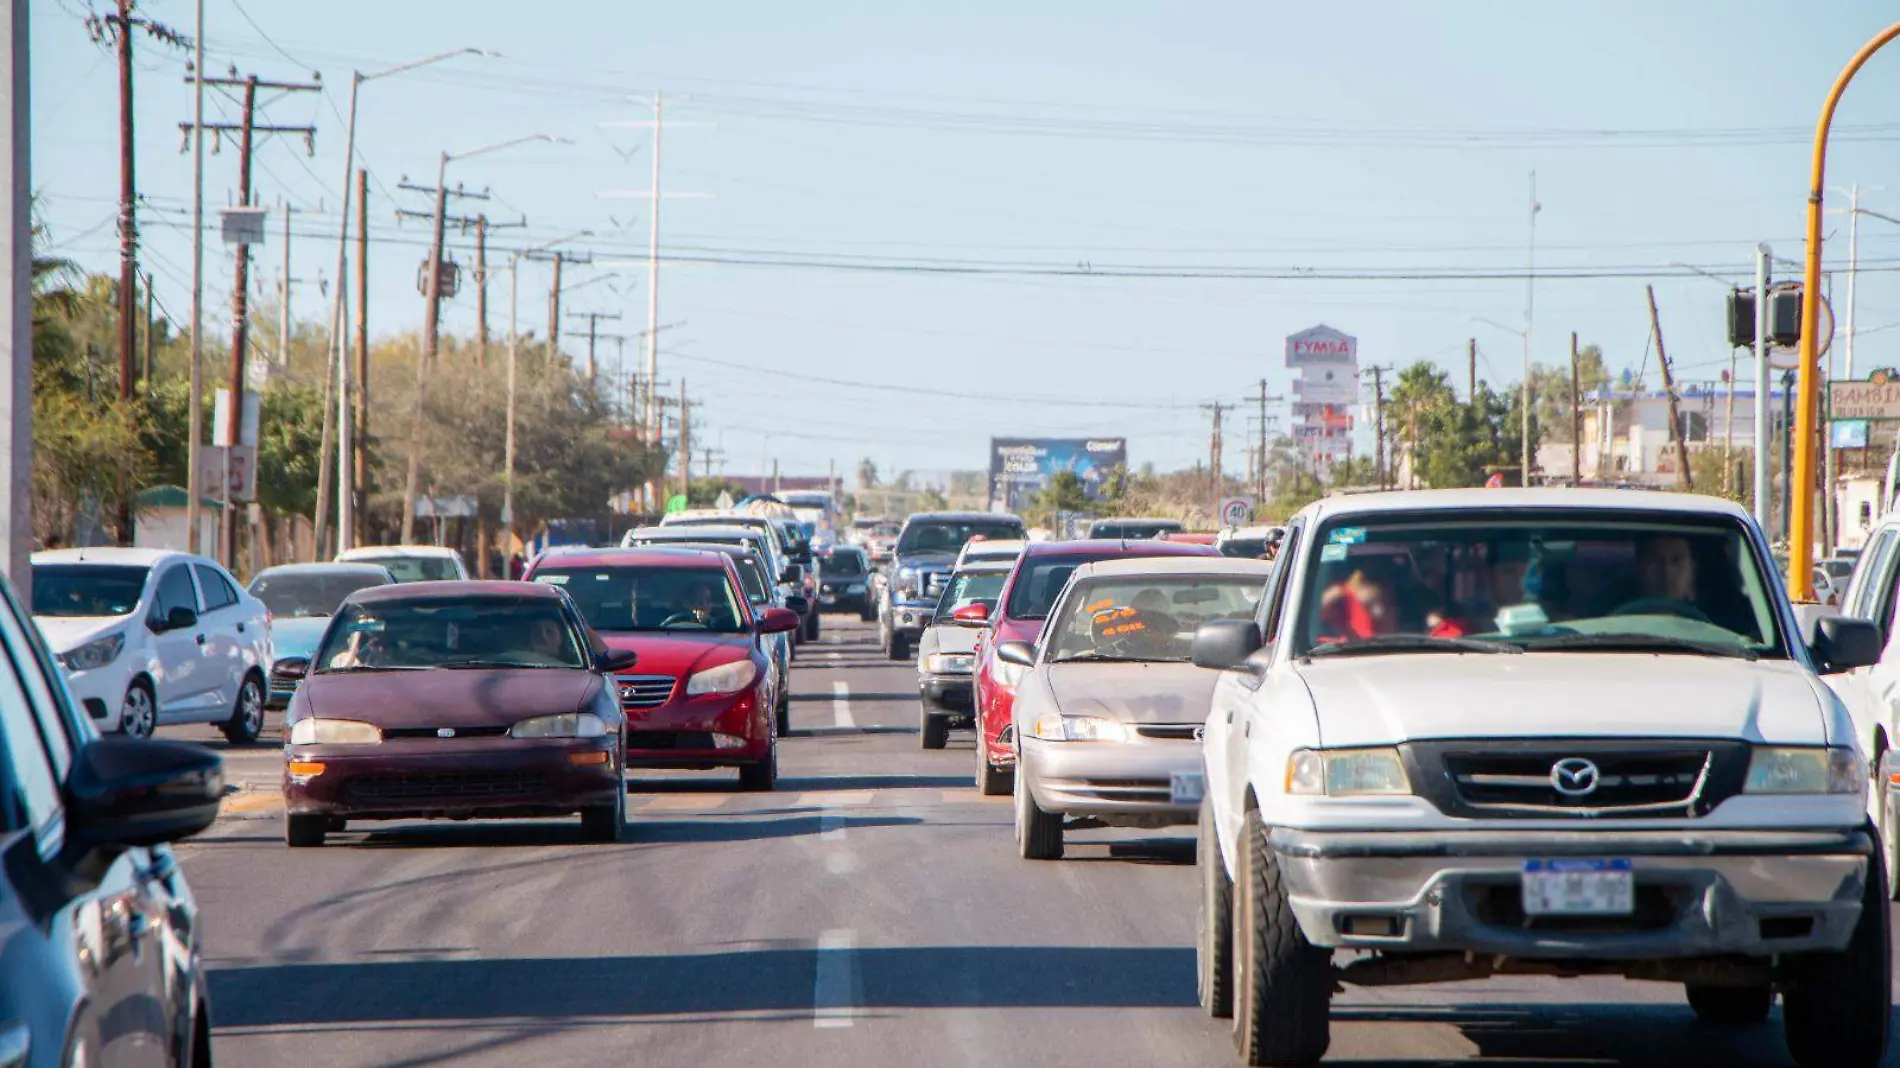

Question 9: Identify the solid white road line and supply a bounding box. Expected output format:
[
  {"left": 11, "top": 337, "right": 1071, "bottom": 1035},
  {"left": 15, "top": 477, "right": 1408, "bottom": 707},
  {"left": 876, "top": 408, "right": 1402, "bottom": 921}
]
[
  {"left": 813, "top": 928, "right": 858, "bottom": 1028},
  {"left": 832, "top": 680, "right": 855, "bottom": 728}
]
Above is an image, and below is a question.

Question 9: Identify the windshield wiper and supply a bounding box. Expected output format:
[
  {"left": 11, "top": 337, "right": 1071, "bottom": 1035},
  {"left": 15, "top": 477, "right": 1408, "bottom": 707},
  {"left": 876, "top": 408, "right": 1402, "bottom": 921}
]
[
  {"left": 1051, "top": 650, "right": 1178, "bottom": 664},
  {"left": 314, "top": 664, "right": 424, "bottom": 674},
  {"left": 432, "top": 659, "right": 567, "bottom": 670},
  {"left": 1303, "top": 635, "right": 1521, "bottom": 660},
  {"left": 1517, "top": 633, "right": 1760, "bottom": 660}
]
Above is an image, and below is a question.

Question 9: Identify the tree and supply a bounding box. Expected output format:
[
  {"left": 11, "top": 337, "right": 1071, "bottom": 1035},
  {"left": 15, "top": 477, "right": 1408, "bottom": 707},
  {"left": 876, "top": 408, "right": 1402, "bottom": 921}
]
[
  {"left": 1028, "top": 470, "right": 1095, "bottom": 527},
  {"left": 857, "top": 458, "right": 880, "bottom": 489},
  {"left": 1531, "top": 343, "right": 1610, "bottom": 444}
]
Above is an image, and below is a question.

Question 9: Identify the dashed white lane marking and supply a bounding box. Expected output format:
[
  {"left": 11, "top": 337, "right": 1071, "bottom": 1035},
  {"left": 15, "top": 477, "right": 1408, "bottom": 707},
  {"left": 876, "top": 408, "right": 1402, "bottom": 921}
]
[
  {"left": 831, "top": 680, "right": 855, "bottom": 728},
  {"left": 813, "top": 927, "right": 858, "bottom": 1028}
]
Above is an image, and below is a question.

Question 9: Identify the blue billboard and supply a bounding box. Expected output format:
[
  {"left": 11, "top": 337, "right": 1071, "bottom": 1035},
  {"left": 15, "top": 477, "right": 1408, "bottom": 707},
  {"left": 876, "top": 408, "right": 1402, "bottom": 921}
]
[{"left": 988, "top": 437, "right": 1128, "bottom": 512}]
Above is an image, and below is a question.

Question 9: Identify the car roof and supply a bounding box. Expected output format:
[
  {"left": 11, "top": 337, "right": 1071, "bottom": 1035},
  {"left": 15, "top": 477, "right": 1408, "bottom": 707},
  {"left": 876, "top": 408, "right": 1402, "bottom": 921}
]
[
  {"left": 1090, "top": 517, "right": 1181, "bottom": 526},
  {"left": 1072, "top": 556, "right": 1279, "bottom": 579},
  {"left": 903, "top": 511, "right": 1024, "bottom": 524},
  {"left": 349, "top": 580, "right": 564, "bottom": 603},
  {"left": 1221, "top": 525, "right": 1284, "bottom": 538},
  {"left": 535, "top": 546, "right": 731, "bottom": 570},
  {"left": 963, "top": 539, "right": 1027, "bottom": 552},
  {"left": 1019, "top": 538, "right": 1220, "bottom": 558},
  {"left": 1295, "top": 487, "right": 1754, "bottom": 523},
  {"left": 338, "top": 545, "right": 463, "bottom": 560},
  {"left": 954, "top": 561, "right": 1017, "bottom": 575},
  {"left": 633, "top": 525, "right": 765, "bottom": 541},
  {"left": 252, "top": 562, "right": 395, "bottom": 579},
  {"left": 31, "top": 547, "right": 191, "bottom": 567}
]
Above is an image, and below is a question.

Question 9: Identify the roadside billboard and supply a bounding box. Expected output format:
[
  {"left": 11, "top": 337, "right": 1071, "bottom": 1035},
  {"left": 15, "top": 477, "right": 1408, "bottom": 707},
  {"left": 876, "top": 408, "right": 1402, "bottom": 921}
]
[{"left": 989, "top": 437, "right": 1127, "bottom": 512}]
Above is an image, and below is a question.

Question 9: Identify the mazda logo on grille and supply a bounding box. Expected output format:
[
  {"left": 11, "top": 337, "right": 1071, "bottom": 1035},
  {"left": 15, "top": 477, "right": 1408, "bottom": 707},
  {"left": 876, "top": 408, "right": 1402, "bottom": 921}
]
[
  {"left": 1192, "top": 725, "right": 1206, "bottom": 742},
  {"left": 1550, "top": 757, "right": 1600, "bottom": 797},
  {"left": 436, "top": 727, "right": 456, "bottom": 739}
]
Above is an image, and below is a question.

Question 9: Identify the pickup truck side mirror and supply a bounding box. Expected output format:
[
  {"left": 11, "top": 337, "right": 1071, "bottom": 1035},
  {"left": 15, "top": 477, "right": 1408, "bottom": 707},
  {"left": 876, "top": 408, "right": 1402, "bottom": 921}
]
[
  {"left": 784, "top": 594, "right": 812, "bottom": 616},
  {"left": 1812, "top": 615, "right": 1883, "bottom": 674},
  {"left": 1191, "top": 619, "right": 1266, "bottom": 672},
  {"left": 782, "top": 564, "right": 805, "bottom": 585}
]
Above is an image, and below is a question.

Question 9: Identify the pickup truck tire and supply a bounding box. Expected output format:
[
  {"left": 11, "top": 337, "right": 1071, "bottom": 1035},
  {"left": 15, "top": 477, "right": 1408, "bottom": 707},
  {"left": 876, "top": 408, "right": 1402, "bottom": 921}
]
[
  {"left": 920, "top": 708, "right": 949, "bottom": 750},
  {"left": 1684, "top": 983, "right": 1772, "bottom": 1025},
  {"left": 888, "top": 631, "right": 911, "bottom": 661},
  {"left": 1197, "top": 801, "right": 1234, "bottom": 1019},
  {"left": 1781, "top": 835, "right": 1891, "bottom": 1068},
  {"left": 858, "top": 599, "right": 877, "bottom": 623},
  {"left": 1232, "top": 808, "right": 1330, "bottom": 1066},
  {"left": 803, "top": 609, "right": 821, "bottom": 642},
  {"left": 1014, "top": 769, "right": 1063, "bottom": 860}
]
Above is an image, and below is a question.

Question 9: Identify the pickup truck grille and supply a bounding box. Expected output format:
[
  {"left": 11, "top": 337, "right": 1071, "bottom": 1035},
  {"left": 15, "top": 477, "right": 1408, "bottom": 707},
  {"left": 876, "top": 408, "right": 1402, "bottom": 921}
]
[{"left": 1404, "top": 739, "right": 1750, "bottom": 819}]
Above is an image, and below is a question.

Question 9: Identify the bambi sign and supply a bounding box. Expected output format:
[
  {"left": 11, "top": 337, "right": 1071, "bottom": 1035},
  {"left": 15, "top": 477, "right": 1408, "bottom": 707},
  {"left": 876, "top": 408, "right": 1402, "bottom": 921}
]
[{"left": 1829, "top": 371, "right": 1900, "bottom": 421}]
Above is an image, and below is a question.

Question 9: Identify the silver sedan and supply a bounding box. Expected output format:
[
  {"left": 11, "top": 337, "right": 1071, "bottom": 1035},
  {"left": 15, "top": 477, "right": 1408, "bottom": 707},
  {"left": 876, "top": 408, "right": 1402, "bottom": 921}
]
[{"left": 1001, "top": 555, "right": 1278, "bottom": 860}]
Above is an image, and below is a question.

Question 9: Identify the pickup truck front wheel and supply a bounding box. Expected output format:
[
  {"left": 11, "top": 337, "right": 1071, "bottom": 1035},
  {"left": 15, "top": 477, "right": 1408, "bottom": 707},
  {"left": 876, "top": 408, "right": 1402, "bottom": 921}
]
[
  {"left": 1197, "top": 801, "right": 1233, "bottom": 1019},
  {"left": 1781, "top": 837, "right": 1891, "bottom": 1068},
  {"left": 1232, "top": 808, "right": 1330, "bottom": 1066}
]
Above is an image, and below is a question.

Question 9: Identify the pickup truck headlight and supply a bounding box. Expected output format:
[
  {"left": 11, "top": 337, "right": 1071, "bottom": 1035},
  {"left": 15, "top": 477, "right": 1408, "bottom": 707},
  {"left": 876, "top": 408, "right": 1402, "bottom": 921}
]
[
  {"left": 1745, "top": 746, "right": 1862, "bottom": 794},
  {"left": 686, "top": 659, "right": 759, "bottom": 696},
  {"left": 1030, "top": 713, "right": 1130, "bottom": 742},
  {"left": 1286, "top": 748, "right": 1411, "bottom": 796},
  {"left": 895, "top": 566, "right": 919, "bottom": 596},
  {"left": 924, "top": 653, "right": 974, "bottom": 674},
  {"left": 288, "top": 718, "right": 383, "bottom": 745},
  {"left": 58, "top": 632, "right": 124, "bottom": 672},
  {"left": 511, "top": 712, "right": 609, "bottom": 739}
]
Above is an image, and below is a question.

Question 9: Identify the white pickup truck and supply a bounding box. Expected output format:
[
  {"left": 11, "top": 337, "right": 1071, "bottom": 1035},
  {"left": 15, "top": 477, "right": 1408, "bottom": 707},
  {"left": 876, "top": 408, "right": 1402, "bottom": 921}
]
[{"left": 1190, "top": 489, "right": 1889, "bottom": 1068}]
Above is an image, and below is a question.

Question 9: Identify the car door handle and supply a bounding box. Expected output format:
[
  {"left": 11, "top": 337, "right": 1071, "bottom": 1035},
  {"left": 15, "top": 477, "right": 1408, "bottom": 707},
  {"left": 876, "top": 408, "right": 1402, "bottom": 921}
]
[
  {"left": 236, "top": 622, "right": 246, "bottom": 633},
  {"left": 195, "top": 633, "right": 206, "bottom": 646}
]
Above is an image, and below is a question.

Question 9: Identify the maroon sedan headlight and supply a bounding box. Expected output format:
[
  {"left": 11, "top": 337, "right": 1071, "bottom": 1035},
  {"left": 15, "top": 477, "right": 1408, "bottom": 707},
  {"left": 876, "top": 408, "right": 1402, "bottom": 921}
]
[
  {"left": 288, "top": 718, "right": 382, "bottom": 745},
  {"left": 684, "top": 660, "right": 759, "bottom": 697},
  {"left": 509, "top": 712, "right": 611, "bottom": 739}
]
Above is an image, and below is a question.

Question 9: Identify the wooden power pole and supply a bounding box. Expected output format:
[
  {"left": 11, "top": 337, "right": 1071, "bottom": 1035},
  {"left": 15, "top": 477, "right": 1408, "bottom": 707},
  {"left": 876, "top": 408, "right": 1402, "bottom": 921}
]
[
  {"left": 353, "top": 167, "right": 371, "bottom": 544},
  {"left": 1646, "top": 284, "right": 1693, "bottom": 491},
  {"left": 1570, "top": 331, "right": 1582, "bottom": 486}
]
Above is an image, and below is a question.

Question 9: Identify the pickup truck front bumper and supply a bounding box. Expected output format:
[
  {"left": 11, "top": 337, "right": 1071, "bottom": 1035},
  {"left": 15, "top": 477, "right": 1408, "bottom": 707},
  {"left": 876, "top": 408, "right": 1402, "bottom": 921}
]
[{"left": 1268, "top": 826, "right": 1872, "bottom": 959}]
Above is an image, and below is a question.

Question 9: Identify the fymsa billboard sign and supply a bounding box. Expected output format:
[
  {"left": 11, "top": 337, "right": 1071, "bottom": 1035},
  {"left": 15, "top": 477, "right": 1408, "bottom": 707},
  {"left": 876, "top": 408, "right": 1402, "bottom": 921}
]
[
  {"left": 989, "top": 437, "right": 1127, "bottom": 510},
  {"left": 1286, "top": 324, "right": 1358, "bottom": 366}
]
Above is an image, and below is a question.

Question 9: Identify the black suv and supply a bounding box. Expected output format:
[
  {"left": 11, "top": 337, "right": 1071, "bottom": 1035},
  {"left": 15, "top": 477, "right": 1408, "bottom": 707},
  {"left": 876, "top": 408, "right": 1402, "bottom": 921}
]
[
  {"left": 817, "top": 546, "right": 875, "bottom": 620},
  {"left": 878, "top": 511, "right": 1026, "bottom": 660},
  {"left": 0, "top": 570, "right": 224, "bottom": 1068}
]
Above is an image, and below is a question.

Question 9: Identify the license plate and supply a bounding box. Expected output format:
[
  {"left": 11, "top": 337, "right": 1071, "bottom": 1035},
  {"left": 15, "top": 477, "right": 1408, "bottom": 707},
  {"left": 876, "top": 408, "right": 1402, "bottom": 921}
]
[
  {"left": 820, "top": 595, "right": 837, "bottom": 605},
  {"left": 1170, "top": 770, "right": 1205, "bottom": 806},
  {"left": 1521, "top": 859, "right": 1633, "bottom": 916}
]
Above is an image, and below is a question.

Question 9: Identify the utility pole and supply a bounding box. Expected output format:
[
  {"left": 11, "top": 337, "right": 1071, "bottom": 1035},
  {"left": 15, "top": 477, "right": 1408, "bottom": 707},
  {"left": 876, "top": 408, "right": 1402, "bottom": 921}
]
[
  {"left": 645, "top": 95, "right": 663, "bottom": 445},
  {"left": 677, "top": 378, "right": 690, "bottom": 503},
  {"left": 222, "top": 75, "right": 258, "bottom": 567},
  {"left": 1366, "top": 365, "right": 1389, "bottom": 489},
  {"left": 277, "top": 202, "right": 291, "bottom": 368},
  {"left": 474, "top": 215, "right": 488, "bottom": 368},
  {"left": 1647, "top": 284, "right": 1693, "bottom": 491},
  {"left": 182, "top": 68, "right": 319, "bottom": 562},
  {"left": 548, "top": 252, "right": 562, "bottom": 357},
  {"left": 1569, "top": 331, "right": 1582, "bottom": 486},
  {"left": 1754, "top": 246, "right": 1772, "bottom": 531},
  {"left": 186, "top": 0, "right": 204, "bottom": 556},
  {"left": 401, "top": 156, "right": 452, "bottom": 546},
  {"left": 567, "top": 309, "right": 624, "bottom": 383},
  {"left": 1202, "top": 401, "right": 1225, "bottom": 512},
  {"left": 4, "top": 0, "right": 31, "bottom": 591},
  {"left": 1467, "top": 338, "right": 1477, "bottom": 401},
  {"left": 353, "top": 167, "right": 369, "bottom": 545}
]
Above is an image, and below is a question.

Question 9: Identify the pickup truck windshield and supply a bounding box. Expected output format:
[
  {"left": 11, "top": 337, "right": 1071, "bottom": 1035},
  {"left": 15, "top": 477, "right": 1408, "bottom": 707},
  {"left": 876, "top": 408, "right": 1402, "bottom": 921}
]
[
  {"left": 896, "top": 520, "right": 1025, "bottom": 555},
  {"left": 1292, "top": 515, "right": 1786, "bottom": 659}
]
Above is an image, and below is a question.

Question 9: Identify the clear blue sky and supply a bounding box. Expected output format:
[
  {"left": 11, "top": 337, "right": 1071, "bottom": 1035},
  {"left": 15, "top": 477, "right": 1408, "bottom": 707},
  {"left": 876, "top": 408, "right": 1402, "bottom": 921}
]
[{"left": 30, "top": 1, "right": 1900, "bottom": 481}]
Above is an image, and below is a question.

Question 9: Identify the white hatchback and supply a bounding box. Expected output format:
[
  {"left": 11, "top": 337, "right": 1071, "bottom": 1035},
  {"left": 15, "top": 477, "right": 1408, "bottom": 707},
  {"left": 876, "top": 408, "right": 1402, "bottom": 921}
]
[
  {"left": 31, "top": 547, "right": 272, "bottom": 742},
  {"left": 334, "top": 545, "right": 470, "bottom": 582}
]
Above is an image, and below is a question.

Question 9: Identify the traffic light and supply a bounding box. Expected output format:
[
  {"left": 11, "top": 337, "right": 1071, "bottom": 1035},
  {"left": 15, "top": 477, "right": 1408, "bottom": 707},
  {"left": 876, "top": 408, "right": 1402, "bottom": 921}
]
[{"left": 1725, "top": 286, "right": 1805, "bottom": 349}]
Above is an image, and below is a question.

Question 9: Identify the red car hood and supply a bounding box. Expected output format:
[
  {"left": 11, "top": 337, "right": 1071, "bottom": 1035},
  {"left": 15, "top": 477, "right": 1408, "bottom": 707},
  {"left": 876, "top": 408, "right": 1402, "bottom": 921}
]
[
  {"left": 597, "top": 630, "right": 755, "bottom": 677},
  {"left": 302, "top": 668, "right": 600, "bottom": 729}
]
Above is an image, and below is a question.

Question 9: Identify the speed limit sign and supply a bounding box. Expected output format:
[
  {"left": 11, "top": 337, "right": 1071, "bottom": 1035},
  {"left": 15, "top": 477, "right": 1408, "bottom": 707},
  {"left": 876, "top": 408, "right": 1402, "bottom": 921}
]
[{"left": 1219, "top": 496, "right": 1255, "bottom": 527}]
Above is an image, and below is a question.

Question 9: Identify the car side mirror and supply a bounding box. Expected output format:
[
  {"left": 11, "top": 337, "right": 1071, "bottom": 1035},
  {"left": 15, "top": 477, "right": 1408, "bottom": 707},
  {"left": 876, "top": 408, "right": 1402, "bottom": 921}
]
[
  {"left": 784, "top": 594, "right": 812, "bottom": 616},
  {"left": 1812, "top": 615, "right": 1883, "bottom": 674},
  {"left": 996, "top": 640, "right": 1036, "bottom": 668},
  {"left": 1191, "top": 619, "right": 1266, "bottom": 672},
  {"left": 758, "top": 607, "right": 802, "bottom": 634},
  {"left": 63, "top": 737, "right": 223, "bottom": 870},
  {"left": 153, "top": 605, "right": 198, "bottom": 633},
  {"left": 597, "top": 648, "right": 639, "bottom": 673},
  {"left": 782, "top": 564, "right": 805, "bottom": 585},
  {"left": 270, "top": 656, "right": 310, "bottom": 682},
  {"left": 953, "top": 602, "right": 991, "bottom": 625}
]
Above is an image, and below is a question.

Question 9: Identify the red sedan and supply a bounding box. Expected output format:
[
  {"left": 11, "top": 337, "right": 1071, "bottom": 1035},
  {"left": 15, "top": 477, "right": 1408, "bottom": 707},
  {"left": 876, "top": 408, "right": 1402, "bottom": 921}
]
[
  {"left": 524, "top": 547, "right": 800, "bottom": 791},
  {"left": 969, "top": 539, "right": 1219, "bottom": 794}
]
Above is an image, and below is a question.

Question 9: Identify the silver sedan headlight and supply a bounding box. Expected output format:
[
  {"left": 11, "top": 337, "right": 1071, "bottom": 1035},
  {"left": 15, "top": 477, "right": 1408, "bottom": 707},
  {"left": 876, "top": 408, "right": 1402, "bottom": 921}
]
[{"left": 924, "top": 653, "right": 974, "bottom": 674}]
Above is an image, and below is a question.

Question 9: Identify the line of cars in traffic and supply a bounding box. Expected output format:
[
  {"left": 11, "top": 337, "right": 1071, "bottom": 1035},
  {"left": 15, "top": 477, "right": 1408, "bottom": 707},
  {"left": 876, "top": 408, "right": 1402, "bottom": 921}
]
[{"left": 890, "top": 499, "right": 1893, "bottom": 1068}]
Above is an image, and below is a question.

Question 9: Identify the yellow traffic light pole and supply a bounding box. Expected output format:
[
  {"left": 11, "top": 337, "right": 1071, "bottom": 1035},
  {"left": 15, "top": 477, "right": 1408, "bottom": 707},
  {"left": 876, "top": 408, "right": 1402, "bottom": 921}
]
[{"left": 1790, "top": 23, "right": 1900, "bottom": 600}]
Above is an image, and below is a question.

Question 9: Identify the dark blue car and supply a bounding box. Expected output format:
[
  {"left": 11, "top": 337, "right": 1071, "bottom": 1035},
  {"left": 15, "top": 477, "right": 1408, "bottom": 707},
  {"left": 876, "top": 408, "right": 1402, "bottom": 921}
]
[{"left": 0, "top": 570, "right": 224, "bottom": 1067}]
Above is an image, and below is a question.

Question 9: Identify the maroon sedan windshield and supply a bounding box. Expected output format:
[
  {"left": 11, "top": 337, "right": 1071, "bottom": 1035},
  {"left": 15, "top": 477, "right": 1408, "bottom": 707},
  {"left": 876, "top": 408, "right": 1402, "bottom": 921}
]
[{"left": 314, "top": 597, "right": 588, "bottom": 671}]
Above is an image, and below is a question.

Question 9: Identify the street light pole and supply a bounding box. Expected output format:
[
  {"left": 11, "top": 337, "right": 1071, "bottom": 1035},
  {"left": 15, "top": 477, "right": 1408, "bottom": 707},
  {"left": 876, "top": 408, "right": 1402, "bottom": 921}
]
[
  {"left": 324, "top": 48, "right": 488, "bottom": 555},
  {"left": 1790, "top": 22, "right": 1900, "bottom": 598},
  {"left": 502, "top": 229, "right": 588, "bottom": 562},
  {"left": 1523, "top": 170, "right": 1540, "bottom": 487}
]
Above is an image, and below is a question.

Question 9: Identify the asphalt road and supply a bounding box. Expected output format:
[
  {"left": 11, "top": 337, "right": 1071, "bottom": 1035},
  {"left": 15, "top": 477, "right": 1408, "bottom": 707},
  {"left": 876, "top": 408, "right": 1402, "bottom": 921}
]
[{"left": 167, "top": 617, "right": 1900, "bottom": 1067}]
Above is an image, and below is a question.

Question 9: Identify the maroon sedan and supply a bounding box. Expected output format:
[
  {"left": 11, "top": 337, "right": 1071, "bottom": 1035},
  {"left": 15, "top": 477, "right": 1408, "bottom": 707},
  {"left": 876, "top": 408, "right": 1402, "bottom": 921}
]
[{"left": 275, "top": 581, "right": 637, "bottom": 847}]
